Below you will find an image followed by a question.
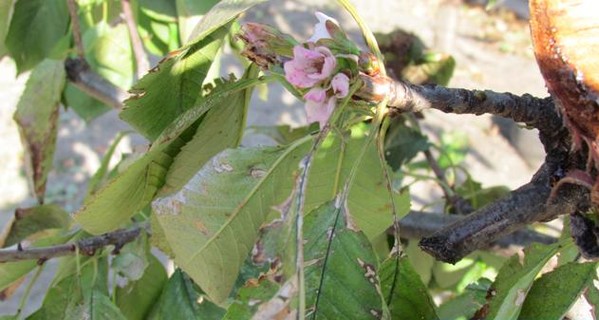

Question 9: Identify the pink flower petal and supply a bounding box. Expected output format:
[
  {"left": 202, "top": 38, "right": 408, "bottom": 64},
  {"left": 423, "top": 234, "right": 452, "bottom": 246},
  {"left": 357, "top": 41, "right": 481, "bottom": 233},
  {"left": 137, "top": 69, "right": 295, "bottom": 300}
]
[
  {"left": 284, "top": 45, "right": 337, "bottom": 88},
  {"left": 305, "top": 97, "right": 336, "bottom": 128},
  {"left": 304, "top": 87, "right": 327, "bottom": 103},
  {"left": 331, "top": 73, "right": 350, "bottom": 98}
]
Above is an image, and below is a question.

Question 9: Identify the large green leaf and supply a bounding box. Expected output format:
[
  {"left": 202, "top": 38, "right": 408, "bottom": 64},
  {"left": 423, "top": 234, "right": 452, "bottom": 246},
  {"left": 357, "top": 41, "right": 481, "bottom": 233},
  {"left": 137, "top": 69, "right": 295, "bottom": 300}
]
[
  {"left": 485, "top": 242, "right": 563, "bottom": 320},
  {"left": 148, "top": 269, "right": 225, "bottom": 320},
  {"left": 303, "top": 200, "right": 388, "bottom": 319},
  {"left": 13, "top": 59, "right": 66, "bottom": 202},
  {"left": 120, "top": 25, "right": 228, "bottom": 140},
  {"left": 159, "top": 65, "right": 259, "bottom": 195},
  {"left": 380, "top": 256, "right": 439, "bottom": 320},
  {"left": 305, "top": 124, "right": 411, "bottom": 239},
  {"left": 518, "top": 262, "right": 598, "bottom": 320},
  {"left": 152, "top": 138, "right": 312, "bottom": 303},
  {"left": 1, "top": 204, "right": 70, "bottom": 248},
  {"left": 5, "top": 0, "right": 69, "bottom": 73},
  {"left": 0, "top": 0, "right": 13, "bottom": 57},
  {"left": 75, "top": 78, "right": 260, "bottom": 234},
  {"left": 83, "top": 291, "right": 127, "bottom": 320},
  {"left": 116, "top": 253, "right": 167, "bottom": 320}
]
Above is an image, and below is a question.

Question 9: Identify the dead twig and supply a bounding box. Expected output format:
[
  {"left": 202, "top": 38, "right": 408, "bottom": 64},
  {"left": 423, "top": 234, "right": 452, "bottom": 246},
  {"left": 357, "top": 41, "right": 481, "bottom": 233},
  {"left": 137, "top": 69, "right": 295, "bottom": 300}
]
[
  {"left": 121, "top": 0, "right": 150, "bottom": 79},
  {"left": 66, "top": 0, "right": 84, "bottom": 58}
]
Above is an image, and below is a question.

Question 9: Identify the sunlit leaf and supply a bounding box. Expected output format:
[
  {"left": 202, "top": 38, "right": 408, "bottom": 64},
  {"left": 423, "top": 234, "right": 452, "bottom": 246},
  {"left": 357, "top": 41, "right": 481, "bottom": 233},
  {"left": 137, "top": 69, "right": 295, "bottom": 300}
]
[
  {"left": 485, "top": 242, "right": 563, "bottom": 320},
  {"left": 186, "top": 0, "right": 266, "bottom": 45},
  {"left": 1, "top": 204, "right": 70, "bottom": 248},
  {"left": 86, "top": 131, "right": 132, "bottom": 198},
  {"left": 13, "top": 59, "right": 66, "bottom": 202},
  {"left": 152, "top": 138, "right": 312, "bottom": 303},
  {"left": 159, "top": 65, "right": 259, "bottom": 195},
  {"left": 148, "top": 269, "right": 225, "bottom": 319},
  {"left": 249, "top": 124, "right": 318, "bottom": 145},
  {"left": 120, "top": 25, "right": 229, "bottom": 140},
  {"left": 304, "top": 200, "right": 388, "bottom": 318},
  {"left": 380, "top": 255, "right": 439, "bottom": 319},
  {"left": 305, "top": 124, "right": 411, "bottom": 239},
  {"left": 135, "top": 0, "right": 180, "bottom": 56},
  {"left": 519, "top": 262, "right": 598, "bottom": 320},
  {"left": 5, "top": 0, "right": 69, "bottom": 72},
  {"left": 116, "top": 253, "right": 167, "bottom": 320}
]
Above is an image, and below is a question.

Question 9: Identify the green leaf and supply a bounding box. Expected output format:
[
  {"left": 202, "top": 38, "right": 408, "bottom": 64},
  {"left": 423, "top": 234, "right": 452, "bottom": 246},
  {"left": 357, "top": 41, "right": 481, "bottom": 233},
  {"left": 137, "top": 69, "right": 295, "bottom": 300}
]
[
  {"left": 63, "top": 84, "right": 111, "bottom": 122},
  {"left": 116, "top": 253, "right": 167, "bottom": 320},
  {"left": 380, "top": 255, "right": 439, "bottom": 320},
  {"left": 28, "top": 256, "right": 109, "bottom": 319},
  {"left": 86, "top": 131, "right": 132, "bottom": 198},
  {"left": 303, "top": 200, "right": 388, "bottom": 319},
  {"left": 306, "top": 125, "right": 411, "bottom": 239},
  {"left": 75, "top": 78, "right": 259, "bottom": 235},
  {"left": 5, "top": 0, "right": 69, "bottom": 73},
  {"left": 437, "top": 278, "right": 491, "bottom": 320},
  {"left": 249, "top": 124, "right": 319, "bottom": 145},
  {"left": 486, "top": 242, "right": 563, "bottom": 320},
  {"left": 159, "top": 65, "right": 259, "bottom": 195},
  {"left": 0, "top": 228, "right": 71, "bottom": 296},
  {"left": 135, "top": 0, "right": 180, "bottom": 56},
  {"left": 0, "top": 0, "right": 13, "bottom": 57},
  {"left": 120, "top": 25, "right": 228, "bottom": 140},
  {"left": 1, "top": 204, "right": 70, "bottom": 248},
  {"left": 148, "top": 269, "right": 225, "bottom": 320},
  {"left": 384, "top": 118, "right": 429, "bottom": 170},
  {"left": 13, "top": 59, "right": 66, "bottom": 202},
  {"left": 518, "top": 262, "right": 598, "bottom": 320},
  {"left": 176, "top": 0, "right": 220, "bottom": 43},
  {"left": 152, "top": 138, "right": 312, "bottom": 303},
  {"left": 81, "top": 291, "right": 127, "bottom": 320},
  {"left": 224, "top": 277, "right": 282, "bottom": 319},
  {"left": 112, "top": 232, "right": 149, "bottom": 281},
  {"left": 186, "top": 0, "right": 266, "bottom": 45}
]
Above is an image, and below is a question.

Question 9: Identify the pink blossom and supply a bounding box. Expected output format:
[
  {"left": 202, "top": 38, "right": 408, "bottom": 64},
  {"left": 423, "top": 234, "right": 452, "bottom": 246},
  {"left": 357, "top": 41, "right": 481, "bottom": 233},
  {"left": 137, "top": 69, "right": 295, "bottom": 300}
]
[
  {"left": 308, "top": 12, "right": 339, "bottom": 43},
  {"left": 304, "top": 87, "right": 327, "bottom": 103},
  {"left": 331, "top": 73, "right": 350, "bottom": 98},
  {"left": 306, "top": 96, "right": 336, "bottom": 128},
  {"left": 284, "top": 45, "right": 336, "bottom": 88}
]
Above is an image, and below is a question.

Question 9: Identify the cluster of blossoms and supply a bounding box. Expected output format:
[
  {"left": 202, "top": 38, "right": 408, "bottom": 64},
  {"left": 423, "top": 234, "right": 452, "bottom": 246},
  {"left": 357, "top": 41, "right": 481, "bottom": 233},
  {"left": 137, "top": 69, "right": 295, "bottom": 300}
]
[
  {"left": 239, "top": 12, "right": 360, "bottom": 128},
  {"left": 283, "top": 12, "right": 351, "bottom": 127}
]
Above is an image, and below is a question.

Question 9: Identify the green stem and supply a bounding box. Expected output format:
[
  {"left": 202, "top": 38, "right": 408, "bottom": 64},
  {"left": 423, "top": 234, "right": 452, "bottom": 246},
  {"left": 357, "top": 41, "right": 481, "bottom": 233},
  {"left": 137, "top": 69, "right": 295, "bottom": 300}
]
[{"left": 17, "top": 265, "right": 45, "bottom": 319}]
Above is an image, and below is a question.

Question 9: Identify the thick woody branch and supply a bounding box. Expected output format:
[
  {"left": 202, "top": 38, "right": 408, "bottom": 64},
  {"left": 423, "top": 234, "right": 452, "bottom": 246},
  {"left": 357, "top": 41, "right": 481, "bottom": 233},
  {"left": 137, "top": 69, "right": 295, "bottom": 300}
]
[
  {"left": 418, "top": 156, "right": 590, "bottom": 263},
  {"left": 65, "top": 57, "right": 128, "bottom": 110},
  {"left": 400, "top": 211, "right": 556, "bottom": 248},
  {"left": 357, "top": 74, "right": 565, "bottom": 150},
  {"left": 0, "top": 226, "right": 142, "bottom": 263}
]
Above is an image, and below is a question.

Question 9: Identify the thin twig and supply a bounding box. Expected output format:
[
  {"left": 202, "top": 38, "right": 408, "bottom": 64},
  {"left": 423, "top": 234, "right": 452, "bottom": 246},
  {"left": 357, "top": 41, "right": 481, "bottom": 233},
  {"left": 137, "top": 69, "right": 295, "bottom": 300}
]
[
  {"left": 65, "top": 58, "right": 128, "bottom": 110},
  {"left": 0, "top": 226, "right": 142, "bottom": 263},
  {"left": 121, "top": 0, "right": 150, "bottom": 79},
  {"left": 66, "top": 0, "right": 85, "bottom": 58}
]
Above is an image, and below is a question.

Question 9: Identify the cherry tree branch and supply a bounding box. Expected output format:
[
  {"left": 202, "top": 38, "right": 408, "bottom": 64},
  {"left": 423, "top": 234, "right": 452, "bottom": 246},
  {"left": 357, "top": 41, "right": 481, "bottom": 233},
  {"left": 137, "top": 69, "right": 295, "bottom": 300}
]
[
  {"left": 65, "top": 57, "right": 128, "bottom": 110},
  {"left": 357, "top": 74, "right": 564, "bottom": 150},
  {"left": 0, "top": 226, "right": 142, "bottom": 264}
]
